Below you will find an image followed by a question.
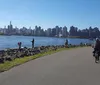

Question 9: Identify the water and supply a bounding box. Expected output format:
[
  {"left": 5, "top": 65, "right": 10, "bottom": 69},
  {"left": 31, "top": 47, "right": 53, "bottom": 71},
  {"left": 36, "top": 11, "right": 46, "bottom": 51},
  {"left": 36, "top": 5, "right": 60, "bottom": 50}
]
[{"left": 0, "top": 35, "right": 92, "bottom": 50}]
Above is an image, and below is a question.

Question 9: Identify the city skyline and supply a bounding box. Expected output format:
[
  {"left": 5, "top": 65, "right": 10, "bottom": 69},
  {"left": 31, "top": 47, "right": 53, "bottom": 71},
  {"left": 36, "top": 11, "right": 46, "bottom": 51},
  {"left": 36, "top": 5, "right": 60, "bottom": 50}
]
[
  {"left": 0, "top": 0, "right": 100, "bottom": 30},
  {"left": 0, "top": 21, "right": 100, "bottom": 31},
  {"left": 0, "top": 21, "right": 100, "bottom": 39}
]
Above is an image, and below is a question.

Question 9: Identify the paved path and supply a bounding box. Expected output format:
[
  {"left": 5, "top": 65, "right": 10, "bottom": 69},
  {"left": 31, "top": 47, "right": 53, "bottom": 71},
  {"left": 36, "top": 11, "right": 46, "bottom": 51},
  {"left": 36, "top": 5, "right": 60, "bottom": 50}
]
[{"left": 0, "top": 47, "right": 100, "bottom": 85}]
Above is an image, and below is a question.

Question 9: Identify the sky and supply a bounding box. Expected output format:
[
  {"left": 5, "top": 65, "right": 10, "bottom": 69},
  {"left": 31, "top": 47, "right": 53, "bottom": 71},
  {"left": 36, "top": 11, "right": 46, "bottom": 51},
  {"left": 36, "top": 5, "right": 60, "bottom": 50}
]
[{"left": 0, "top": 0, "right": 100, "bottom": 30}]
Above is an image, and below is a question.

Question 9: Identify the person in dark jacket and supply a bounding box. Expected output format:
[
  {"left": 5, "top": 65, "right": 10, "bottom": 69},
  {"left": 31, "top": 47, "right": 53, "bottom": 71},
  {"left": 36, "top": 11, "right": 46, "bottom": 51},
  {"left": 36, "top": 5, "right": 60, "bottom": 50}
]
[
  {"left": 31, "top": 38, "right": 34, "bottom": 48},
  {"left": 65, "top": 39, "right": 68, "bottom": 48},
  {"left": 18, "top": 42, "right": 22, "bottom": 50},
  {"left": 93, "top": 38, "right": 100, "bottom": 56}
]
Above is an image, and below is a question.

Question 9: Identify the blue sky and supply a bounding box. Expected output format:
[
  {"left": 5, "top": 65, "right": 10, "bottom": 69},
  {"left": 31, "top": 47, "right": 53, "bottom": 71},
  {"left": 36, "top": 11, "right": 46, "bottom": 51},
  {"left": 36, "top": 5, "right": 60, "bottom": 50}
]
[{"left": 0, "top": 0, "right": 100, "bottom": 30}]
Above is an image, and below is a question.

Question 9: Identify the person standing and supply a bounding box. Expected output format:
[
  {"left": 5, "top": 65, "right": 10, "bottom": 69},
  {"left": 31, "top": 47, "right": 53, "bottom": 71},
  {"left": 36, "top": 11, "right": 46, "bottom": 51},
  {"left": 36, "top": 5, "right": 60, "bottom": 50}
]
[
  {"left": 65, "top": 39, "right": 68, "bottom": 48},
  {"left": 18, "top": 42, "right": 22, "bottom": 50},
  {"left": 31, "top": 38, "right": 34, "bottom": 48}
]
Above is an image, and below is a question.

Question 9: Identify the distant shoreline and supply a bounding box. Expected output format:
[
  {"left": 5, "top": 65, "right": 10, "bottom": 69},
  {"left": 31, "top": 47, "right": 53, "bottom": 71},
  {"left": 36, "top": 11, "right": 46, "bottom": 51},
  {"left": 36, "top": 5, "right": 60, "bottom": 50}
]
[
  {"left": 0, "top": 35, "right": 90, "bottom": 39},
  {"left": 67, "top": 36, "right": 89, "bottom": 39}
]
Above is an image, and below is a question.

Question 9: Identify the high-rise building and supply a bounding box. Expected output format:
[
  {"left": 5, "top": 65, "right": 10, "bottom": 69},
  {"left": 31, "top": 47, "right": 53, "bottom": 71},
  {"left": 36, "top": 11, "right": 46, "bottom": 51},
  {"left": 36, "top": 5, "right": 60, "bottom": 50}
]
[
  {"left": 34, "top": 26, "right": 38, "bottom": 36},
  {"left": 20, "top": 27, "right": 27, "bottom": 35},
  {"left": 7, "top": 21, "right": 13, "bottom": 34},
  {"left": 14, "top": 27, "right": 20, "bottom": 35},
  {"left": 27, "top": 27, "right": 32, "bottom": 35},
  {"left": 52, "top": 28, "right": 56, "bottom": 37},
  {"left": 38, "top": 26, "right": 41, "bottom": 36},
  {"left": 55, "top": 26, "right": 59, "bottom": 37},
  {"left": 58, "top": 27, "right": 63, "bottom": 37},
  {"left": 47, "top": 28, "right": 52, "bottom": 37},
  {"left": 3, "top": 26, "right": 7, "bottom": 34},
  {"left": 62, "top": 26, "right": 68, "bottom": 37},
  {"left": 34, "top": 26, "right": 42, "bottom": 36},
  {"left": 40, "top": 29, "right": 45, "bottom": 36}
]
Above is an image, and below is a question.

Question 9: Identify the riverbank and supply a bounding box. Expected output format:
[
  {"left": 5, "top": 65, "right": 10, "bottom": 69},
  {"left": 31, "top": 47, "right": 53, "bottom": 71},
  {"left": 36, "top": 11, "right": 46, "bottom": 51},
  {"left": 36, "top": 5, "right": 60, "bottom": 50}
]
[
  {"left": 0, "top": 44, "right": 91, "bottom": 72},
  {"left": 67, "top": 36, "right": 89, "bottom": 39}
]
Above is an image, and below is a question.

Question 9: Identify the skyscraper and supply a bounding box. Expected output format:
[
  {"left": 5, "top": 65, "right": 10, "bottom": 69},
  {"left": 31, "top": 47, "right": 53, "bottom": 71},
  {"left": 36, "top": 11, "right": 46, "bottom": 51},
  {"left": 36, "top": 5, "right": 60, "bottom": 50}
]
[
  {"left": 47, "top": 28, "right": 52, "bottom": 37},
  {"left": 7, "top": 21, "right": 13, "bottom": 34},
  {"left": 62, "top": 26, "right": 68, "bottom": 37},
  {"left": 55, "top": 26, "right": 59, "bottom": 37}
]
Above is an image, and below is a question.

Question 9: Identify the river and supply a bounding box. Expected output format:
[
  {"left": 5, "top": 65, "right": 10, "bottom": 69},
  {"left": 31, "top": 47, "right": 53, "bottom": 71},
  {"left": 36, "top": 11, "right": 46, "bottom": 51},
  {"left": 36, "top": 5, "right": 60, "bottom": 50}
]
[{"left": 0, "top": 35, "right": 92, "bottom": 50}]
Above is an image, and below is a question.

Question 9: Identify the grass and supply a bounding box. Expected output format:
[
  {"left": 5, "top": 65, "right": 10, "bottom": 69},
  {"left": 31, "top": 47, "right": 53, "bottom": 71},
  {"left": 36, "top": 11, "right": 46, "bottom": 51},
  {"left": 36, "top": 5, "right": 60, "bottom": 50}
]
[{"left": 0, "top": 46, "right": 89, "bottom": 72}]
